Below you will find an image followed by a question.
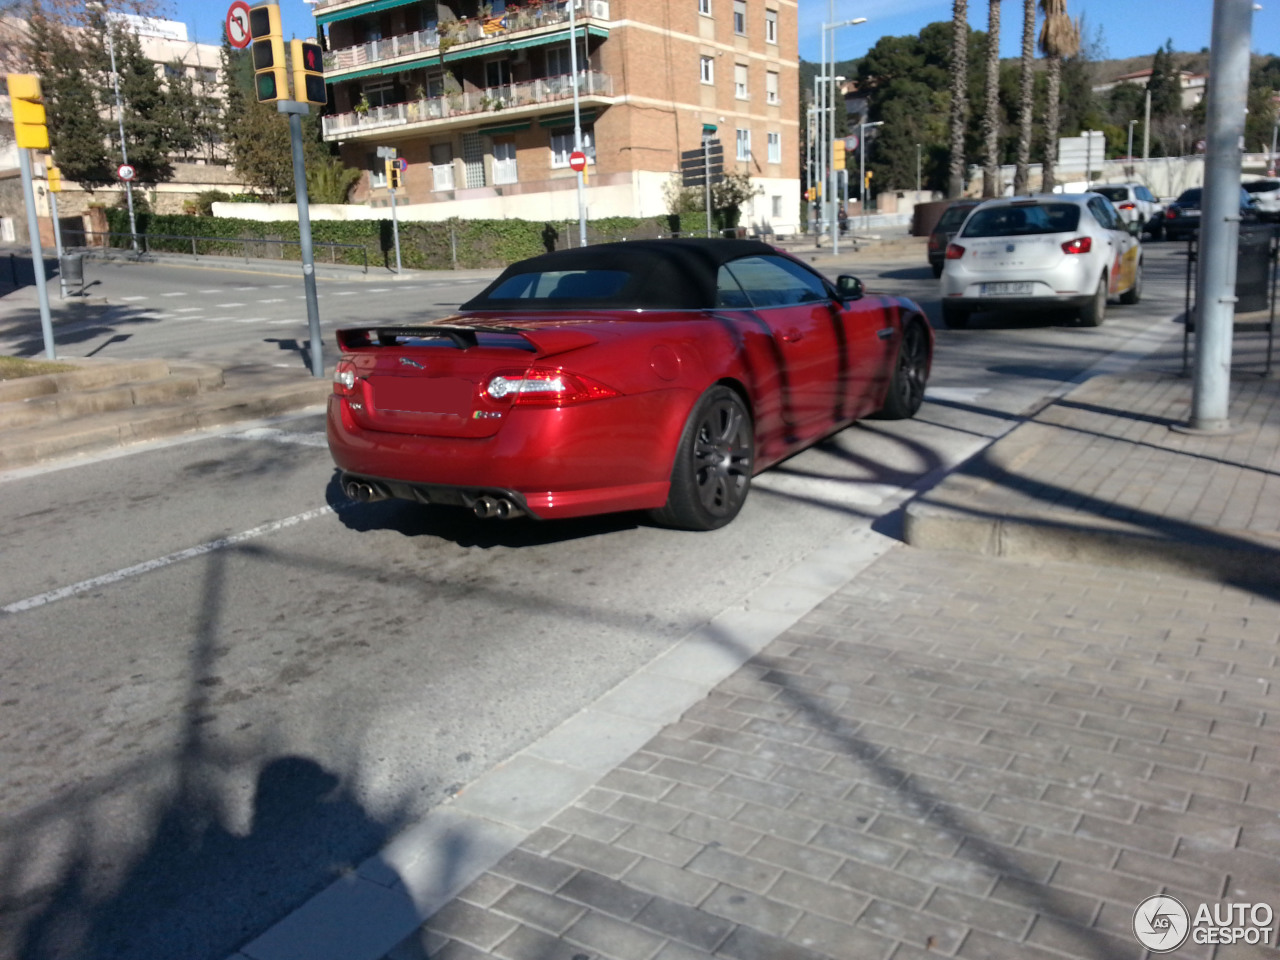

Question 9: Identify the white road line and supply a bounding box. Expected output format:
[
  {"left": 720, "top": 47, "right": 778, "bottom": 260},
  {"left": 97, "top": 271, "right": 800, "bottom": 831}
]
[
  {"left": 267, "top": 319, "right": 300, "bottom": 325},
  {"left": 161, "top": 292, "right": 188, "bottom": 298},
  {"left": 2, "top": 507, "right": 336, "bottom": 615},
  {"left": 233, "top": 286, "right": 259, "bottom": 292},
  {"left": 174, "top": 307, "right": 203, "bottom": 314},
  {"left": 198, "top": 317, "right": 231, "bottom": 323},
  {"left": 260, "top": 298, "right": 286, "bottom": 304},
  {"left": 267, "top": 284, "right": 288, "bottom": 289},
  {"left": 221, "top": 302, "right": 245, "bottom": 307},
  {"left": 119, "top": 295, "right": 148, "bottom": 302},
  {"left": 199, "top": 289, "right": 223, "bottom": 294},
  {"left": 926, "top": 387, "right": 991, "bottom": 403},
  {"left": 334, "top": 291, "right": 358, "bottom": 296},
  {"left": 368, "top": 288, "right": 390, "bottom": 293},
  {"left": 233, "top": 317, "right": 268, "bottom": 324}
]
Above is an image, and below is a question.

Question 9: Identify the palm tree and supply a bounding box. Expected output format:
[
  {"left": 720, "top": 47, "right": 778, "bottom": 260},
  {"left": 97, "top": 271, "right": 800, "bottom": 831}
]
[
  {"left": 981, "top": 0, "right": 1002, "bottom": 197},
  {"left": 948, "top": 0, "right": 969, "bottom": 197},
  {"left": 1013, "top": 0, "right": 1035, "bottom": 193},
  {"left": 1038, "top": 0, "right": 1079, "bottom": 194}
]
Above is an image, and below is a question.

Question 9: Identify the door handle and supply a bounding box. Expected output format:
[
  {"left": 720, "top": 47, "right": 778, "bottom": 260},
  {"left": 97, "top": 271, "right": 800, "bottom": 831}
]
[{"left": 781, "top": 328, "right": 804, "bottom": 343}]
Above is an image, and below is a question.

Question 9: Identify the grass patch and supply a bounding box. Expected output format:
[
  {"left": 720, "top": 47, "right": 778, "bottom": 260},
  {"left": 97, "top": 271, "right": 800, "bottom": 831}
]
[{"left": 0, "top": 356, "right": 78, "bottom": 380}]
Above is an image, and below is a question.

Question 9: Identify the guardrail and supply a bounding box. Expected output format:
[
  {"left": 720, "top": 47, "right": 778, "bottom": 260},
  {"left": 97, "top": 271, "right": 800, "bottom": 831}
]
[{"left": 66, "top": 230, "right": 370, "bottom": 273}]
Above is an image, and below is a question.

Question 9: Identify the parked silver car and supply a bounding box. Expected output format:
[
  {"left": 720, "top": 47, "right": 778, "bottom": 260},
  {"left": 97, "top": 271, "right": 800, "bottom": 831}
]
[
  {"left": 1242, "top": 178, "right": 1280, "bottom": 222},
  {"left": 939, "top": 194, "right": 1142, "bottom": 328}
]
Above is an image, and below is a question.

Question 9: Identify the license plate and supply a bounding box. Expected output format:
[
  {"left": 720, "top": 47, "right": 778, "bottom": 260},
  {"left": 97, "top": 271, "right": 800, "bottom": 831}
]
[
  {"left": 371, "top": 376, "right": 474, "bottom": 415},
  {"left": 982, "top": 282, "right": 1033, "bottom": 296}
]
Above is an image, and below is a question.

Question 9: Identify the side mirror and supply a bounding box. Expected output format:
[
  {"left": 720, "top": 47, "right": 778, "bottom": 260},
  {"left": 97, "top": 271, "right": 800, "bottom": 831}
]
[{"left": 836, "top": 275, "right": 864, "bottom": 300}]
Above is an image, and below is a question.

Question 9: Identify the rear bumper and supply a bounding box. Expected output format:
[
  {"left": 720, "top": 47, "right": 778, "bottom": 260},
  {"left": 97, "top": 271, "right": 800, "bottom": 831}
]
[
  {"left": 327, "top": 389, "right": 694, "bottom": 520},
  {"left": 943, "top": 293, "right": 1092, "bottom": 313}
]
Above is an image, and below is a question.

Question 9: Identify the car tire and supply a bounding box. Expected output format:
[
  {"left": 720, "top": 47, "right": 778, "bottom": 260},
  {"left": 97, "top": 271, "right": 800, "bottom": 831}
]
[
  {"left": 651, "top": 385, "right": 754, "bottom": 531},
  {"left": 1080, "top": 274, "right": 1107, "bottom": 326},
  {"left": 1119, "top": 257, "right": 1143, "bottom": 305},
  {"left": 941, "top": 301, "right": 969, "bottom": 329},
  {"left": 874, "top": 321, "right": 930, "bottom": 420}
]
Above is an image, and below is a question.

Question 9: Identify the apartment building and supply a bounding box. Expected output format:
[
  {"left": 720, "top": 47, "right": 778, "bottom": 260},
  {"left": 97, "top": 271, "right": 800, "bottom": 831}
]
[{"left": 313, "top": 0, "right": 800, "bottom": 233}]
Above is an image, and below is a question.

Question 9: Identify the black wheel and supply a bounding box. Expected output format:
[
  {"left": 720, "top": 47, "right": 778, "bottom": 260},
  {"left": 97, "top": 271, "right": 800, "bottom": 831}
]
[
  {"left": 875, "top": 321, "right": 930, "bottom": 420},
  {"left": 941, "top": 301, "right": 969, "bottom": 328},
  {"left": 1119, "top": 257, "right": 1143, "bottom": 305},
  {"left": 1079, "top": 274, "right": 1107, "bottom": 326},
  {"left": 651, "top": 386, "right": 754, "bottom": 531}
]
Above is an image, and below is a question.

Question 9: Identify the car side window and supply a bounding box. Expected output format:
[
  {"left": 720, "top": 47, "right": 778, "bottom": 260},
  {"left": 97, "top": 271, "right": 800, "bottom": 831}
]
[
  {"left": 721, "top": 255, "right": 831, "bottom": 309},
  {"left": 1089, "top": 197, "right": 1122, "bottom": 231},
  {"left": 715, "top": 266, "right": 752, "bottom": 308}
]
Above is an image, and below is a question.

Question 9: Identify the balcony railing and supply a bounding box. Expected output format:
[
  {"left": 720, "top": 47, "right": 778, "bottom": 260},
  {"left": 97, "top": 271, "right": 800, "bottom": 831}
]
[
  {"left": 322, "top": 71, "right": 613, "bottom": 138},
  {"left": 324, "top": 0, "right": 610, "bottom": 74}
]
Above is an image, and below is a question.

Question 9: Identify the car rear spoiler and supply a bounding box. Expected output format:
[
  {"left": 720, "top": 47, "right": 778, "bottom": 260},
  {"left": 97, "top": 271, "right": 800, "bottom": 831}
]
[{"left": 335, "top": 323, "right": 599, "bottom": 358}]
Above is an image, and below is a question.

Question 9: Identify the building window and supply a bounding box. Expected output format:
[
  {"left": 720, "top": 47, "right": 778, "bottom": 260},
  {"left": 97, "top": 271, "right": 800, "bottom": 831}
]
[
  {"left": 546, "top": 45, "right": 572, "bottom": 76},
  {"left": 736, "top": 127, "right": 750, "bottom": 160},
  {"left": 766, "top": 70, "right": 778, "bottom": 104},
  {"left": 772, "top": 195, "right": 782, "bottom": 218},
  {"left": 369, "top": 153, "right": 388, "bottom": 189},
  {"left": 734, "top": 63, "right": 748, "bottom": 99},
  {"left": 767, "top": 131, "right": 781, "bottom": 163},
  {"left": 733, "top": 0, "right": 746, "bottom": 34},
  {"left": 700, "top": 56, "right": 714, "bottom": 84},
  {"left": 493, "top": 139, "right": 518, "bottom": 184},
  {"left": 551, "top": 125, "right": 595, "bottom": 167},
  {"left": 699, "top": 0, "right": 710, "bottom": 14},
  {"left": 765, "top": 9, "right": 777, "bottom": 43},
  {"left": 362, "top": 79, "right": 396, "bottom": 108}
]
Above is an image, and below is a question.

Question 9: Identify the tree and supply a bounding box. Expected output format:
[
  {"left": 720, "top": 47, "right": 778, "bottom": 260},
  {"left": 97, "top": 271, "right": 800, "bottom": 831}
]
[
  {"left": 1013, "top": 0, "right": 1035, "bottom": 193},
  {"left": 980, "top": 0, "right": 1002, "bottom": 197},
  {"left": 165, "top": 60, "right": 220, "bottom": 161},
  {"left": 1038, "top": 0, "right": 1079, "bottom": 193},
  {"left": 947, "top": 0, "right": 969, "bottom": 197},
  {"left": 308, "top": 156, "right": 361, "bottom": 204}
]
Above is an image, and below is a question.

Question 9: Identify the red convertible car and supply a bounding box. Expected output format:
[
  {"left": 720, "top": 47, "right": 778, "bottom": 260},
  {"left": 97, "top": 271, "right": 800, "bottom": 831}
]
[{"left": 327, "top": 238, "right": 933, "bottom": 530}]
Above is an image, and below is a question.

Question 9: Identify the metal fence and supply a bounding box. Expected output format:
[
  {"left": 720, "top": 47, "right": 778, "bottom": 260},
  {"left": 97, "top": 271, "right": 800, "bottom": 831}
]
[{"left": 65, "top": 230, "right": 370, "bottom": 273}]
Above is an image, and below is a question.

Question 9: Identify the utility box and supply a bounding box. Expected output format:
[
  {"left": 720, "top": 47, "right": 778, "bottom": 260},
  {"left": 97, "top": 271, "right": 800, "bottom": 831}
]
[{"left": 1235, "top": 223, "right": 1273, "bottom": 314}]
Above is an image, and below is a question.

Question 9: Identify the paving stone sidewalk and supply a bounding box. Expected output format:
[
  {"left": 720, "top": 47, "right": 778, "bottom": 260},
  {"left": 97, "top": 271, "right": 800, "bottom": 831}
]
[{"left": 381, "top": 547, "right": 1279, "bottom": 960}]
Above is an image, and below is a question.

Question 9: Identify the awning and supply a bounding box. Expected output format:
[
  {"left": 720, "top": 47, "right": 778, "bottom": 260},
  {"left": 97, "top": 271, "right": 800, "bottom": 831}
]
[
  {"left": 539, "top": 110, "right": 597, "bottom": 128},
  {"left": 478, "top": 120, "right": 533, "bottom": 135},
  {"left": 318, "top": 0, "right": 422, "bottom": 27}
]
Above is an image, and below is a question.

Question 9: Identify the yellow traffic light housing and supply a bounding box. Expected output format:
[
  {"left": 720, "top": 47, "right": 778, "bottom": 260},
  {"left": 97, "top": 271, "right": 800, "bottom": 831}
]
[
  {"left": 832, "top": 138, "right": 846, "bottom": 171},
  {"left": 250, "top": 4, "right": 287, "bottom": 103},
  {"left": 291, "top": 39, "right": 327, "bottom": 106},
  {"left": 385, "top": 159, "right": 402, "bottom": 190},
  {"left": 8, "top": 74, "right": 50, "bottom": 150},
  {"left": 47, "top": 167, "right": 62, "bottom": 192}
]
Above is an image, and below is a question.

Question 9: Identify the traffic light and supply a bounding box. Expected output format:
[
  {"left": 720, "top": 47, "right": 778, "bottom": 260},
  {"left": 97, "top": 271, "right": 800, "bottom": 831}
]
[
  {"left": 832, "top": 138, "right": 846, "bottom": 171},
  {"left": 47, "top": 167, "right": 62, "bottom": 192},
  {"left": 291, "top": 38, "right": 327, "bottom": 106},
  {"left": 250, "top": 4, "right": 287, "bottom": 103},
  {"left": 7, "top": 74, "right": 49, "bottom": 150},
  {"left": 385, "top": 159, "right": 402, "bottom": 190}
]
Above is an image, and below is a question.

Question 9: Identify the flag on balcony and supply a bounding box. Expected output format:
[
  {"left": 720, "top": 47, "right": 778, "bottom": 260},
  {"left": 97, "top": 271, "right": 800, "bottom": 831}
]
[{"left": 483, "top": 15, "right": 507, "bottom": 34}]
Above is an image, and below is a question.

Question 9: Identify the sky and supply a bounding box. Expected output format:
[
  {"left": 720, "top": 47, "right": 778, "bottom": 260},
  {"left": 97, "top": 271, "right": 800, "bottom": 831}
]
[{"left": 160, "top": 0, "right": 1280, "bottom": 65}]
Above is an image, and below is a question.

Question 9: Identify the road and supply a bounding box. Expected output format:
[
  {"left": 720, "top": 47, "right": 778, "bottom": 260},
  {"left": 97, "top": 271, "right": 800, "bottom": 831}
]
[{"left": 0, "top": 243, "right": 1192, "bottom": 960}]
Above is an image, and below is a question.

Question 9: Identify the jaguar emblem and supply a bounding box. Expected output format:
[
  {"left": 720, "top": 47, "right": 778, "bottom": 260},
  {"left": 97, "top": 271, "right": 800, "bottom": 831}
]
[{"left": 398, "top": 357, "right": 425, "bottom": 369}]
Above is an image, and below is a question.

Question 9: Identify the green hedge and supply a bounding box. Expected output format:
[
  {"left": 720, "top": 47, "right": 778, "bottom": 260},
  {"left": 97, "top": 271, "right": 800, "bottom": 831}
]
[{"left": 104, "top": 209, "right": 716, "bottom": 271}]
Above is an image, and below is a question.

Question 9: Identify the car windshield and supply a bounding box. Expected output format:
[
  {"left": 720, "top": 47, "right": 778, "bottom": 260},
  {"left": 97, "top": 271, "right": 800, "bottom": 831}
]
[
  {"left": 1244, "top": 180, "right": 1280, "bottom": 194},
  {"left": 1094, "top": 187, "right": 1129, "bottom": 202},
  {"left": 961, "top": 203, "right": 1081, "bottom": 238},
  {"left": 1176, "top": 189, "right": 1203, "bottom": 203},
  {"left": 936, "top": 205, "right": 975, "bottom": 231}
]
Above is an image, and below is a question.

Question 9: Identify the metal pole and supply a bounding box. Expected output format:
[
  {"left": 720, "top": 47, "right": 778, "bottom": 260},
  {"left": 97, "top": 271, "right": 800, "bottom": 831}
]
[
  {"left": 1127, "top": 121, "right": 1135, "bottom": 167},
  {"left": 389, "top": 180, "right": 402, "bottom": 274},
  {"left": 860, "top": 122, "right": 866, "bottom": 231},
  {"left": 815, "top": 74, "right": 825, "bottom": 239},
  {"left": 916, "top": 143, "right": 921, "bottom": 195},
  {"left": 105, "top": 26, "right": 138, "bottom": 253},
  {"left": 49, "top": 189, "right": 66, "bottom": 299},
  {"left": 1190, "top": 0, "right": 1253, "bottom": 432},
  {"left": 280, "top": 102, "right": 325, "bottom": 378},
  {"left": 18, "top": 149, "right": 55, "bottom": 358},
  {"left": 1143, "top": 89, "right": 1151, "bottom": 163},
  {"left": 569, "top": 0, "right": 587, "bottom": 247},
  {"left": 705, "top": 139, "right": 713, "bottom": 237}
]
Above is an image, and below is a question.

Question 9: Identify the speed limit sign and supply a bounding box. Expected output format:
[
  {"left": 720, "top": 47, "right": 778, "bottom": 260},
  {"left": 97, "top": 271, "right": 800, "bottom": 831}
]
[{"left": 117, "top": 164, "right": 136, "bottom": 181}]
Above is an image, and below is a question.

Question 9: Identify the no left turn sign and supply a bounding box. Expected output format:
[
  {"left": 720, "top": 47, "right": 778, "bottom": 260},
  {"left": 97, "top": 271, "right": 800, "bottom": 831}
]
[{"left": 227, "top": 1, "right": 252, "bottom": 49}]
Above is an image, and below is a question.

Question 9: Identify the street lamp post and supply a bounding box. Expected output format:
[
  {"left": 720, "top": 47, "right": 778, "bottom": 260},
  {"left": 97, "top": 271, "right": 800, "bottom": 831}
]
[
  {"left": 1127, "top": 119, "right": 1138, "bottom": 168},
  {"left": 860, "top": 119, "right": 884, "bottom": 230},
  {"left": 822, "top": 17, "right": 865, "bottom": 255},
  {"left": 88, "top": 4, "right": 138, "bottom": 252}
]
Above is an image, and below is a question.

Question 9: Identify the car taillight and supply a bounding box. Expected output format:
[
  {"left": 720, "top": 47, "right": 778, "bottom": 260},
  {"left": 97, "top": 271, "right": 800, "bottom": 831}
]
[
  {"left": 1166, "top": 207, "right": 1179, "bottom": 219},
  {"left": 333, "top": 359, "right": 359, "bottom": 397},
  {"left": 1118, "top": 202, "right": 1136, "bottom": 211},
  {"left": 928, "top": 236, "right": 941, "bottom": 251},
  {"left": 486, "top": 367, "right": 620, "bottom": 407},
  {"left": 1061, "top": 236, "right": 1093, "bottom": 255},
  {"left": 945, "top": 243, "right": 965, "bottom": 260}
]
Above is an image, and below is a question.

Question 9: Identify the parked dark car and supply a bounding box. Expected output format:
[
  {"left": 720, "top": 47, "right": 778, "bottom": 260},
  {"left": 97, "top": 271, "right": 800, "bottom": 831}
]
[
  {"left": 927, "top": 199, "right": 981, "bottom": 278},
  {"left": 1162, "top": 187, "right": 1259, "bottom": 241}
]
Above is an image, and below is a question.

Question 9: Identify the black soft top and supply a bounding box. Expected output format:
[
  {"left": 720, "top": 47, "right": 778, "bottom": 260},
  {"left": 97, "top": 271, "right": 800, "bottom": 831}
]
[{"left": 461, "top": 238, "right": 781, "bottom": 311}]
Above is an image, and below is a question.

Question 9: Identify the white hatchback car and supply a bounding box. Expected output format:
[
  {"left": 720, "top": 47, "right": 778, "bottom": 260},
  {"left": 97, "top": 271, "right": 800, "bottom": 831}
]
[
  {"left": 939, "top": 194, "right": 1142, "bottom": 329},
  {"left": 1093, "top": 183, "right": 1165, "bottom": 237}
]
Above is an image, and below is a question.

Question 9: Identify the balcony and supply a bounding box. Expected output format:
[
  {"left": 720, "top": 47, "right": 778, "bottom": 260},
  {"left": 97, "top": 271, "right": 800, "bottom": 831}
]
[
  {"left": 324, "top": 0, "right": 610, "bottom": 77},
  {"left": 322, "top": 70, "right": 614, "bottom": 140}
]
